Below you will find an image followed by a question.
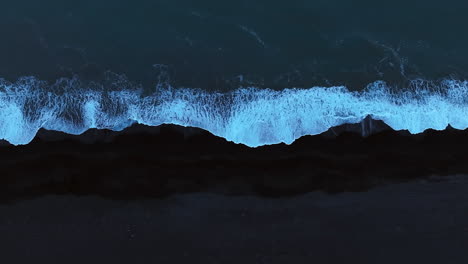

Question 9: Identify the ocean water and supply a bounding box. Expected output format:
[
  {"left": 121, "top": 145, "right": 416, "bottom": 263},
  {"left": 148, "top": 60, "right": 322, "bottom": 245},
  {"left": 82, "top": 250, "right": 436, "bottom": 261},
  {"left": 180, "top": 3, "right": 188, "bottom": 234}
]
[{"left": 1, "top": 0, "right": 468, "bottom": 146}]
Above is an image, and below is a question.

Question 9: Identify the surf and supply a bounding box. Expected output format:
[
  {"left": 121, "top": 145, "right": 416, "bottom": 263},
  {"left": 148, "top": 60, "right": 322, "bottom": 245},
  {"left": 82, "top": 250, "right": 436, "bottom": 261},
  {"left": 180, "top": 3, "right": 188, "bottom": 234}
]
[{"left": 1, "top": 75, "right": 468, "bottom": 147}]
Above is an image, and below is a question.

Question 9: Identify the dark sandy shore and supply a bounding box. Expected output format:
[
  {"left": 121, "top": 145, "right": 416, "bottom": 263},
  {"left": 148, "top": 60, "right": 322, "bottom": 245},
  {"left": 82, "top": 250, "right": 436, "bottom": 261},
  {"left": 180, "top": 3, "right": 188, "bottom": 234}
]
[
  {"left": 1, "top": 118, "right": 468, "bottom": 263},
  {"left": 1, "top": 175, "right": 467, "bottom": 264},
  {"left": 1, "top": 117, "right": 468, "bottom": 200}
]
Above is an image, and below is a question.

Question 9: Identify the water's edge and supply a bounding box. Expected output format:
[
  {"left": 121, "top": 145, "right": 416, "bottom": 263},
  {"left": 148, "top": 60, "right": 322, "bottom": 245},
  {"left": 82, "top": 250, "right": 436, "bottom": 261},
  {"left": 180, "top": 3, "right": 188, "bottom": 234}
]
[
  {"left": 2, "top": 76, "right": 468, "bottom": 147},
  {"left": 1, "top": 118, "right": 467, "bottom": 201}
]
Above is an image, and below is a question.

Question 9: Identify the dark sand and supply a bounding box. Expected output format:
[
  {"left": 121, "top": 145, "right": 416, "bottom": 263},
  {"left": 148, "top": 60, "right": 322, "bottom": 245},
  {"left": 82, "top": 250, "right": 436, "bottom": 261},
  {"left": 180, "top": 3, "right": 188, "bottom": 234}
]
[
  {"left": 1, "top": 119, "right": 468, "bottom": 263},
  {"left": 1, "top": 118, "right": 468, "bottom": 199},
  {"left": 1, "top": 174, "right": 467, "bottom": 263}
]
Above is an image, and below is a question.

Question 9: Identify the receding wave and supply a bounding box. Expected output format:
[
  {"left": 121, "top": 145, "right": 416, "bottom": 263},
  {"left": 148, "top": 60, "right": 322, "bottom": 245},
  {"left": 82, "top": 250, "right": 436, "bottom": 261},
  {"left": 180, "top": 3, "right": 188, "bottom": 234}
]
[{"left": 1, "top": 74, "right": 468, "bottom": 147}]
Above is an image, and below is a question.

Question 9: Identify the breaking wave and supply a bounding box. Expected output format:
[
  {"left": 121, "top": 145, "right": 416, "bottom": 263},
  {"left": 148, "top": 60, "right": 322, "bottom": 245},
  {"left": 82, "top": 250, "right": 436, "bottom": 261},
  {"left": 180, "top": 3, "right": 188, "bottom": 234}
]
[{"left": 1, "top": 74, "right": 468, "bottom": 147}]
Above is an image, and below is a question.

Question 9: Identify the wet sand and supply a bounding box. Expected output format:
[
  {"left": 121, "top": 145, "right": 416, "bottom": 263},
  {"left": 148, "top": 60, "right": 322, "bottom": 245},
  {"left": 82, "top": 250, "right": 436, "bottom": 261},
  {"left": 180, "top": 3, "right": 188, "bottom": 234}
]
[
  {"left": 1, "top": 120, "right": 468, "bottom": 263},
  {"left": 1, "top": 174, "right": 467, "bottom": 263}
]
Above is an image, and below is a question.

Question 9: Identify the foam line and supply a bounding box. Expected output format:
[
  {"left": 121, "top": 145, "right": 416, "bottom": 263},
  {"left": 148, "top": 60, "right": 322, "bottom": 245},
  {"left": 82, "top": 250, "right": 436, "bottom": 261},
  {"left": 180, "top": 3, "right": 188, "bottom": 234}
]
[{"left": 1, "top": 76, "right": 467, "bottom": 147}]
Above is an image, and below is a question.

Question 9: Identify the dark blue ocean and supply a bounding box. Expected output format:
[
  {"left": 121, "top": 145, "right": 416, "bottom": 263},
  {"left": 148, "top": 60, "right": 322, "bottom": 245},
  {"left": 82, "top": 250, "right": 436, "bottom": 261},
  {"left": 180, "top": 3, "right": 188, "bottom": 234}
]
[{"left": 1, "top": 0, "right": 468, "bottom": 146}]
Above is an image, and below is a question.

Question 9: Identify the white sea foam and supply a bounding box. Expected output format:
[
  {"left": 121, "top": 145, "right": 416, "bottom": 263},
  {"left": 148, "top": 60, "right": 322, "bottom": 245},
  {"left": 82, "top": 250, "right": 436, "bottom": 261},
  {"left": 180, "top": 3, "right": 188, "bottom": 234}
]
[{"left": 1, "top": 76, "right": 467, "bottom": 147}]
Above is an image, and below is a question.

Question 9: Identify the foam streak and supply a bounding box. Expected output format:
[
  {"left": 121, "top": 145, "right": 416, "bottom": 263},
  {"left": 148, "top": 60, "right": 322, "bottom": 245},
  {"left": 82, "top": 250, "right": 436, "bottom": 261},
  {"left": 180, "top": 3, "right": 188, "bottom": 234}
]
[{"left": 1, "top": 76, "right": 467, "bottom": 147}]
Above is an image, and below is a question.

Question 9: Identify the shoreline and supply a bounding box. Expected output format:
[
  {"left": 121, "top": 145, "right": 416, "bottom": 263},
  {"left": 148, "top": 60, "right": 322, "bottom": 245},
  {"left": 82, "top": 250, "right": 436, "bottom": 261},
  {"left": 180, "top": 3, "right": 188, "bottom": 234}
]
[{"left": 1, "top": 117, "right": 467, "bottom": 201}]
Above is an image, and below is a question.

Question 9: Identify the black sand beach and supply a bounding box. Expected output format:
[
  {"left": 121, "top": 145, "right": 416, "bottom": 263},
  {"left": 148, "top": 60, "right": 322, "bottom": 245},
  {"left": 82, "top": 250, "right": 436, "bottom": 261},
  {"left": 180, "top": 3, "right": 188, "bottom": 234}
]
[
  {"left": 1, "top": 175, "right": 468, "bottom": 264},
  {"left": 1, "top": 118, "right": 467, "bottom": 201}
]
